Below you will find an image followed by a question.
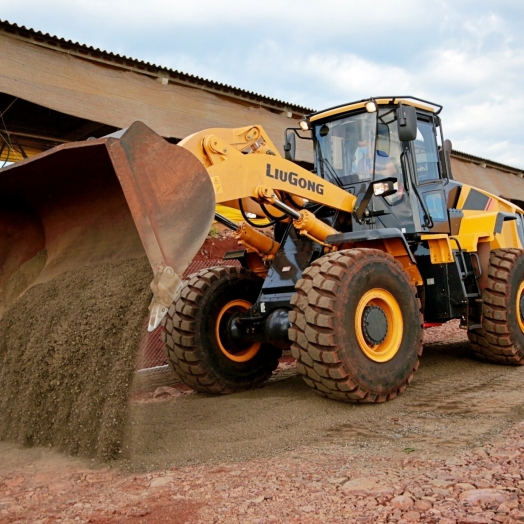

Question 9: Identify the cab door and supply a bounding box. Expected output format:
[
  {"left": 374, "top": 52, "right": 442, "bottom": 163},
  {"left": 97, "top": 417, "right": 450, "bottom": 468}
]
[
  {"left": 374, "top": 163, "right": 418, "bottom": 234},
  {"left": 371, "top": 108, "right": 419, "bottom": 234},
  {"left": 406, "top": 115, "right": 450, "bottom": 234}
]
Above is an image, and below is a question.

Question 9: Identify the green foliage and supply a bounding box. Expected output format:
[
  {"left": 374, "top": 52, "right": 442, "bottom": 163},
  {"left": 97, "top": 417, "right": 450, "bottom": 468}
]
[{"left": 209, "top": 226, "right": 220, "bottom": 239}]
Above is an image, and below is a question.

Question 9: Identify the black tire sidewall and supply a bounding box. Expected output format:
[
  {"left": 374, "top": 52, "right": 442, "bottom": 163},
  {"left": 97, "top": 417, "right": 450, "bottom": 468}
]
[
  {"left": 194, "top": 270, "right": 281, "bottom": 385},
  {"left": 499, "top": 252, "right": 524, "bottom": 349}
]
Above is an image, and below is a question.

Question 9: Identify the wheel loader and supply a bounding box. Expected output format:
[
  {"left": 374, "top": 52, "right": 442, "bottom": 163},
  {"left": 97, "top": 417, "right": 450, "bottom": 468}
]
[{"left": 2, "top": 96, "right": 524, "bottom": 403}]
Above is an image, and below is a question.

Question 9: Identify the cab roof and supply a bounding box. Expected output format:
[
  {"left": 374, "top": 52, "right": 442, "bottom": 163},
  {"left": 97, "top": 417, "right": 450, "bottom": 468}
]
[{"left": 309, "top": 96, "right": 442, "bottom": 123}]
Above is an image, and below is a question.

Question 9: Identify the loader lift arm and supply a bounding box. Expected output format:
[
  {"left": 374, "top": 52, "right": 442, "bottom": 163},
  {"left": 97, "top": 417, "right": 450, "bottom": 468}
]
[{"left": 178, "top": 123, "right": 358, "bottom": 216}]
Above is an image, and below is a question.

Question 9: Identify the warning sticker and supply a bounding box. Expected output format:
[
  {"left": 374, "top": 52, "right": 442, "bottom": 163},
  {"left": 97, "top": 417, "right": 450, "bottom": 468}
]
[{"left": 211, "top": 176, "right": 223, "bottom": 194}]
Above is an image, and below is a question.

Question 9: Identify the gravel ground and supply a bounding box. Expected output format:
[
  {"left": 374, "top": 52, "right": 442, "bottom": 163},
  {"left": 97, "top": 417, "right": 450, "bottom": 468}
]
[
  {"left": 3, "top": 321, "right": 524, "bottom": 523},
  {"left": 2, "top": 420, "right": 524, "bottom": 523}
]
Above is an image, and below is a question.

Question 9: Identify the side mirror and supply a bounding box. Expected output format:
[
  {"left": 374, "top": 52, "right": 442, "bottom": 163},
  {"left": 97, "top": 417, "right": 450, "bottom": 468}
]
[
  {"left": 438, "top": 138, "right": 453, "bottom": 179},
  {"left": 373, "top": 179, "right": 398, "bottom": 198},
  {"left": 283, "top": 130, "right": 296, "bottom": 161},
  {"left": 397, "top": 104, "right": 418, "bottom": 142},
  {"left": 444, "top": 138, "right": 452, "bottom": 158},
  {"left": 443, "top": 138, "right": 453, "bottom": 179},
  {"left": 354, "top": 177, "right": 398, "bottom": 221}
]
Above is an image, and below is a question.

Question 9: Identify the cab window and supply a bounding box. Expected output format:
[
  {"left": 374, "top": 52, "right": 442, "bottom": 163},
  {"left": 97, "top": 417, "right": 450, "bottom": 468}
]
[
  {"left": 424, "top": 191, "right": 446, "bottom": 221},
  {"left": 414, "top": 120, "right": 440, "bottom": 183}
]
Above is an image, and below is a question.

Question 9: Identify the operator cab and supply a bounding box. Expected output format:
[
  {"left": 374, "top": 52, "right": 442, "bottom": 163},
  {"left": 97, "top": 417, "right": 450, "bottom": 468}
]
[{"left": 306, "top": 97, "right": 456, "bottom": 237}]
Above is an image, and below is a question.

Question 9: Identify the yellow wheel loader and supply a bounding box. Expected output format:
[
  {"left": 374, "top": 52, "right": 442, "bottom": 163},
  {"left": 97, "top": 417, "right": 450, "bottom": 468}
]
[{"left": 2, "top": 96, "right": 524, "bottom": 403}]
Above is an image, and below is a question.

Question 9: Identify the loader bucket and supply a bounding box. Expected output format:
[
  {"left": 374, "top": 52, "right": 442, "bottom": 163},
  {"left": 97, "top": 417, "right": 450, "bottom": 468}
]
[{"left": 0, "top": 121, "right": 216, "bottom": 323}]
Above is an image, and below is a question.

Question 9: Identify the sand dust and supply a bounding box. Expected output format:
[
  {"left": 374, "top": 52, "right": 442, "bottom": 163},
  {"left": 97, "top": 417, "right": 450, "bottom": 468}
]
[
  {"left": 0, "top": 257, "right": 152, "bottom": 461},
  {"left": 0, "top": 226, "right": 242, "bottom": 464}
]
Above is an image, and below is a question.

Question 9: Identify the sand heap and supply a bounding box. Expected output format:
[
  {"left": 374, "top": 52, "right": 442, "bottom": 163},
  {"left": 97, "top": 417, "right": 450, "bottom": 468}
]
[{"left": 0, "top": 257, "right": 152, "bottom": 461}]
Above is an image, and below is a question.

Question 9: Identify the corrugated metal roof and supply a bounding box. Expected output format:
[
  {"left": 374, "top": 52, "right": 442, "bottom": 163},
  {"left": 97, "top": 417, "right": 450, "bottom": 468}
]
[
  {"left": 0, "top": 19, "right": 314, "bottom": 115},
  {"left": 1, "top": 19, "right": 523, "bottom": 177},
  {"left": 451, "top": 149, "right": 524, "bottom": 176}
]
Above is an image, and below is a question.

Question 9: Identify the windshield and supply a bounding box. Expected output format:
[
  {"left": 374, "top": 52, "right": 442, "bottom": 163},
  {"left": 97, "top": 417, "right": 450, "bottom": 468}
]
[{"left": 314, "top": 109, "right": 399, "bottom": 187}]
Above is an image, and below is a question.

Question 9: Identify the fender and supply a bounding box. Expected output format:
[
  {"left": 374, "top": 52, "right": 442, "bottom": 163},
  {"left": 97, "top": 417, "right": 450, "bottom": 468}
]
[{"left": 325, "top": 228, "right": 423, "bottom": 286}]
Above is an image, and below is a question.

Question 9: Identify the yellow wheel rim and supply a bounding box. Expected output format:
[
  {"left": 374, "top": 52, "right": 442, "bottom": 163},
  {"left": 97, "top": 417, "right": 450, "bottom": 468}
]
[
  {"left": 517, "top": 281, "right": 524, "bottom": 333},
  {"left": 215, "top": 299, "right": 261, "bottom": 362},
  {"left": 355, "top": 288, "right": 403, "bottom": 363}
]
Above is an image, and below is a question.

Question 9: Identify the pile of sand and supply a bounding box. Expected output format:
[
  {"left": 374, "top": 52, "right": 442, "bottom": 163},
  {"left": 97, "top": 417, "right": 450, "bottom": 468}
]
[{"left": 0, "top": 257, "right": 152, "bottom": 461}]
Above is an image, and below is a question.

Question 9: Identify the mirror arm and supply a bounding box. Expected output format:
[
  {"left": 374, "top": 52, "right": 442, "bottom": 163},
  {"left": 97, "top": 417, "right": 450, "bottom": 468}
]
[
  {"left": 354, "top": 177, "right": 397, "bottom": 222},
  {"left": 404, "top": 146, "right": 434, "bottom": 229},
  {"left": 284, "top": 128, "right": 313, "bottom": 141},
  {"left": 400, "top": 151, "right": 410, "bottom": 191}
]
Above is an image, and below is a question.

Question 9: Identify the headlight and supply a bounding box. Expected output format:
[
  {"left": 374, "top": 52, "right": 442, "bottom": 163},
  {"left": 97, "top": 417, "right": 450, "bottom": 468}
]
[{"left": 299, "top": 120, "right": 310, "bottom": 131}]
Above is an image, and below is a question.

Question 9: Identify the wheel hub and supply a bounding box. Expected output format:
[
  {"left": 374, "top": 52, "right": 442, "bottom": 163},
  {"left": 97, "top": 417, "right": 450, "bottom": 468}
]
[
  {"left": 520, "top": 293, "right": 524, "bottom": 323},
  {"left": 216, "top": 299, "right": 261, "bottom": 362},
  {"left": 362, "top": 305, "right": 388, "bottom": 345},
  {"left": 355, "top": 288, "right": 403, "bottom": 363}
]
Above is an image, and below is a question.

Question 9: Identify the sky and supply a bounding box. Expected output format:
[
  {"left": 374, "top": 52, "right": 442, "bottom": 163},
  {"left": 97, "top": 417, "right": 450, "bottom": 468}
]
[{"left": 2, "top": 0, "right": 524, "bottom": 168}]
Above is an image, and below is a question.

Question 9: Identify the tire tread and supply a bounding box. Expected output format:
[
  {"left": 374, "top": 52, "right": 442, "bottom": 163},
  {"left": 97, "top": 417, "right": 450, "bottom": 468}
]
[
  {"left": 468, "top": 248, "right": 524, "bottom": 364},
  {"left": 163, "top": 266, "right": 280, "bottom": 394},
  {"left": 289, "top": 248, "right": 423, "bottom": 403}
]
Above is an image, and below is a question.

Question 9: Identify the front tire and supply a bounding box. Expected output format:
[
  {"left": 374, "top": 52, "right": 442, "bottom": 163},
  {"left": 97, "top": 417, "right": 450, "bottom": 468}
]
[
  {"left": 289, "top": 249, "right": 423, "bottom": 403},
  {"left": 162, "top": 266, "right": 281, "bottom": 394},
  {"left": 468, "top": 248, "right": 524, "bottom": 364}
]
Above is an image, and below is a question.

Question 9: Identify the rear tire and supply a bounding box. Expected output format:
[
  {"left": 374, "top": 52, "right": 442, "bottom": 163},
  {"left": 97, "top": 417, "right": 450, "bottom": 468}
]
[
  {"left": 162, "top": 266, "right": 281, "bottom": 394},
  {"left": 468, "top": 248, "right": 524, "bottom": 364},
  {"left": 289, "top": 249, "right": 423, "bottom": 403}
]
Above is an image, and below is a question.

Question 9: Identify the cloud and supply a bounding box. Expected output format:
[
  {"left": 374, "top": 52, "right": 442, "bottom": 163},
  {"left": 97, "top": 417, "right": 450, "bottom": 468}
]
[
  {"left": 1, "top": 0, "right": 524, "bottom": 167},
  {"left": 2, "top": 0, "right": 434, "bottom": 31},
  {"left": 412, "top": 12, "right": 524, "bottom": 166},
  {"left": 302, "top": 55, "right": 412, "bottom": 100}
]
